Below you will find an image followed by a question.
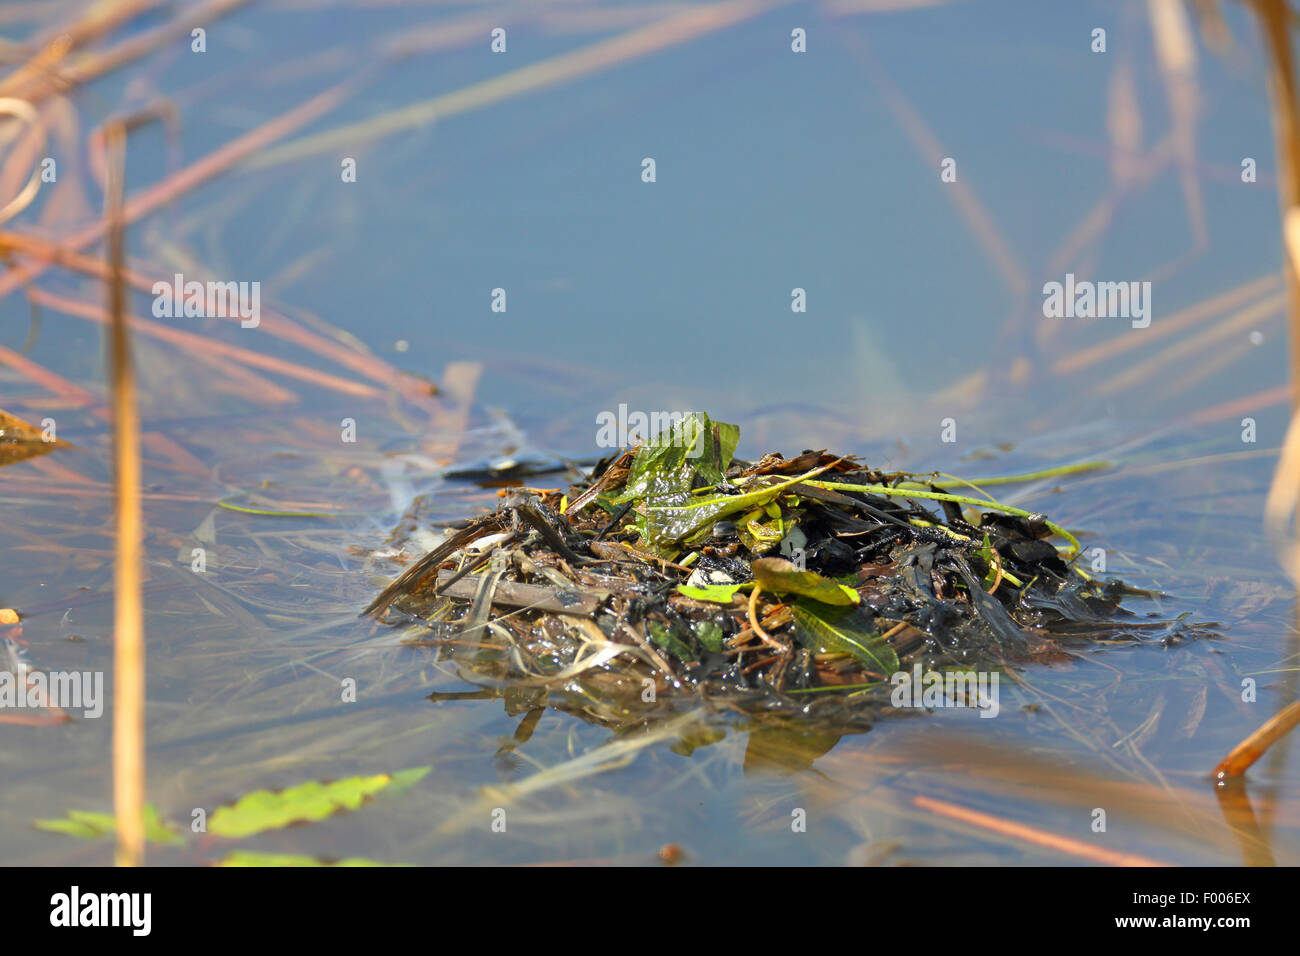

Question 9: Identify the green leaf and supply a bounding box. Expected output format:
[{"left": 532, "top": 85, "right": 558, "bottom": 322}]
[
  {"left": 639, "top": 466, "right": 827, "bottom": 554},
  {"left": 648, "top": 622, "right": 695, "bottom": 662},
  {"left": 611, "top": 413, "right": 750, "bottom": 553},
  {"left": 692, "top": 620, "right": 725, "bottom": 653},
  {"left": 791, "top": 601, "right": 899, "bottom": 675},
  {"left": 751, "top": 557, "right": 860, "bottom": 605},
  {"left": 385, "top": 766, "right": 432, "bottom": 794},
  {"left": 216, "top": 851, "right": 408, "bottom": 867},
  {"left": 208, "top": 767, "right": 430, "bottom": 839},
  {"left": 676, "top": 582, "right": 747, "bottom": 603},
  {"left": 615, "top": 412, "right": 740, "bottom": 504},
  {"left": 976, "top": 533, "right": 994, "bottom": 586},
  {"left": 33, "top": 806, "right": 184, "bottom": 845}
]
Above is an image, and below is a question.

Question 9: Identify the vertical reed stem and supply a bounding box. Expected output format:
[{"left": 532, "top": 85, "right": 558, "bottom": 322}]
[{"left": 105, "top": 119, "right": 145, "bottom": 867}]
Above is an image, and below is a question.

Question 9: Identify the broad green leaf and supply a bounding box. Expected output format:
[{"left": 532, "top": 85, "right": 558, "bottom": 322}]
[
  {"left": 611, "top": 413, "right": 749, "bottom": 553},
  {"left": 34, "top": 805, "right": 183, "bottom": 845},
  {"left": 614, "top": 412, "right": 740, "bottom": 505},
  {"left": 208, "top": 767, "right": 430, "bottom": 839},
  {"left": 216, "top": 851, "right": 407, "bottom": 867},
  {"left": 751, "top": 557, "right": 860, "bottom": 605},
  {"left": 791, "top": 600, "right": 899, "bottom": 675},
  {"left": 676, "top": 582, "right": 747, "bottom": 603}
]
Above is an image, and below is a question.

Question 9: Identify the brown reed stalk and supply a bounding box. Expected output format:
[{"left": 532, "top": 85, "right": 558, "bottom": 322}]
[
  {"left": 104, "top": 118, "right": 144, "bottom": 868},
  {"left": 1214, "top": 701, "right": 1300, "bottom": 779}
]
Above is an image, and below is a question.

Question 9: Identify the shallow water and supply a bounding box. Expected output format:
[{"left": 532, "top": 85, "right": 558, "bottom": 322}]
[{"left": 1, "top": 0, "right": 1297, "bottom": 865}]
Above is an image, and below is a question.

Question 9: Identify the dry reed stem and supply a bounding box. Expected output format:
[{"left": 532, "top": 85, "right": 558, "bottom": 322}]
[
  {"left": 104, "top": 119, "right": 144, "bottom": 868},
  {"left": 250, "top": 0, "right": 787, "bottom": 169},
  {"left": 1183, "top": 382, "right": 1292, "bottom": 424},
  {"left": 1214, "top": 700, "right": 1300, "bottom": 779},
  {"left": 0, "top": 96, "right": 46, "bottom": 224},
  {"left": 913, "top": 794, "right": 1171, "bottom": 866},
  {"left": 0, "top": 73, "right": 364, "bottom": 302},
  {"left": 1094, "top": 291, "right": 1285, "bottom": 396},
  {"left": 1052, "top": 273, "right": 1282, "bottom": 375},
  {"left": 0, "top": 230, "right": 430, "bottom": 397},
  {"left": 0, "top": 0, "right": 249, "bottom": 104},
  {"left": 1150, "top": 0, "right": 1209, "bottom": 253},
  {"left": 838, "top": 27, "right": 1028, "bottom": 305},
  {"left": 29, "top": 288, "right": 385, "bottom": 399},
  {"left": 0, "top": 339, "right": 98, "bottom": 404},
  {"left": 422, "top": 360, "right": 482, "bottom": 461}
]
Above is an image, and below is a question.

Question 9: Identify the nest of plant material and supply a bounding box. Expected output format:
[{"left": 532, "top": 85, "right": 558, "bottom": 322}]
[{"left": 365, "top": 413, "right": 1160, "bottom": 725}]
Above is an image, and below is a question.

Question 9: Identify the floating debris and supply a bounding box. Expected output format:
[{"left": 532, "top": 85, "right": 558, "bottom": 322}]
[
  {"left": 0, "top": 408, "right": 62, "bottom": 468},
  {"left": 365, "top": 413, "right": 1195, "bottom": 727}
]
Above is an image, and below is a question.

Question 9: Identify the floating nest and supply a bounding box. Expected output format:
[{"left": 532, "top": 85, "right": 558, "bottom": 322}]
[{"left": 365, "top": 414, "right": 1185, "bottom": 729}]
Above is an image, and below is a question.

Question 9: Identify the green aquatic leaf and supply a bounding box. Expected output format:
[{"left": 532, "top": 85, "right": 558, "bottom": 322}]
[
  {"left": 614, "top": 412, "right": 740, "bottom": 503},
  {"left": 978, "top": 533, "right": 997, "bottom": 588},
  {"left": 216, "top": 851, "right": 408, "bottom": 867},
  {"left": 208, "top": 767, "right": 430, "bottom": 839},
  {"left": 676, "top": 582, "right": 747, "bottom": 603},
  {"left": 34, "top": 805, "right": 183, "bottom": 845},
  {"left": 751, "top": 557, "right": 860, "bottom": 605},
  {"left": 738, "top": 505, "right": 786, "bottom": 554},
  {"left": 648, "top": 622, "right": 695, "bottom": 662},
  {"left": 611, "top": 412, "right": 747, "bottom": 552},
  {"left": 640, "top": 466, "right": 828, "bottom": 553},
  {"left": 692, "top": 620, "right": 725, "bottom": 653},
  {"left": 791, "top": 601, "right": 899, "bottom": 675}
]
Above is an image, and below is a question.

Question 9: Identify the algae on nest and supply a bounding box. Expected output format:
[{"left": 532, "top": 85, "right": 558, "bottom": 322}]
[{"left": 365, "top": 413, "right": 1188, "bottom": 725}]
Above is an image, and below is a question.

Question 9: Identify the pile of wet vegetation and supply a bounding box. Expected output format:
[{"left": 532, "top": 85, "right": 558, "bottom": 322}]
[{"left": 364, "top": 414, "right": 1180, "bottom": 727}]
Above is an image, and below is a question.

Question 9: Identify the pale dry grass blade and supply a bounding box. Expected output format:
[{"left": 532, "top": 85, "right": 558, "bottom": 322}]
[
  {"left": 1149, "top": 0, "right": 1208, "bottom": 253},
  {"left": 250, "top": 0, "right": 789, "bottom": 169},
  {"left": 0, "top": 96, "right": 46, "bottom": 223},
  {"left": 1094, "top": 291, "right": 1285, "bottom": 396},
  {"left": 838, "top": 28, "right": 1029, "bottom": 303},
  {"left": 0, "top": 0, "right": 251, "bottom": 104},
  {"left": 1052, "top": 273, "right": 1282, "bottom": 375},
  {"left": 0, "top": 73, "right": 366, "bottom": 302}
]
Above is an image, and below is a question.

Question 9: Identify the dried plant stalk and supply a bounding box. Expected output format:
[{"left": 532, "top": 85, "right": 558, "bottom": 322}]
[{"left": 104, "top": 119, "right": 144, "bottom": 868}]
